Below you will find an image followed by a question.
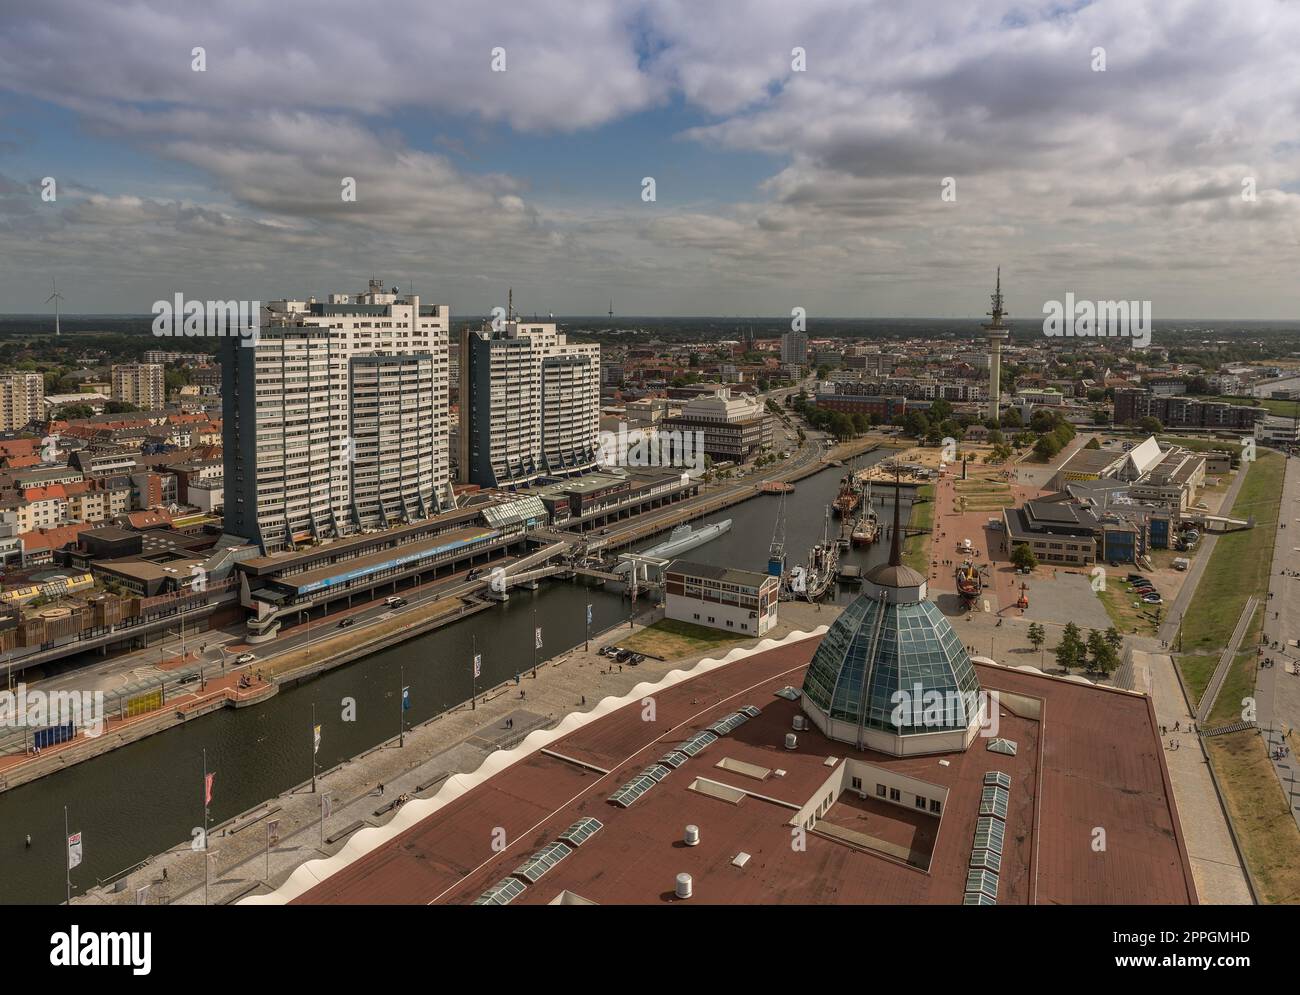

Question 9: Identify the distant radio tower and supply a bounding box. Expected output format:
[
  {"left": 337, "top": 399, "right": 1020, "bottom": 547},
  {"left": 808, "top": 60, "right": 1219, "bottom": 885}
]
[
  {"left": 982, "top": 268, "right": 1009, "bottom": 423},
  {"left": 46, "top": 277, "right": 65, "bottom": 336},
  {"left": 608, "top": 299, "right": 614, "bottom": 322}
]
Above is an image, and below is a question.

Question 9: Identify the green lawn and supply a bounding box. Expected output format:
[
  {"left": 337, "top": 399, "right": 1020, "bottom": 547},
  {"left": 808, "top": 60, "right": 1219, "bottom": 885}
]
[
  {"left": 1177, "top": 452, "right": 1284, "bottom": 703},
  {"left": 1193, "top": 394, "right": 1300, "bottom": 418},
  {"left": 903, "top": 484, "right": 935, "bottom": 573},
  {"left": 1156, "top": 435, "right": 1240, "bottom": 457},
  {"left": 619, "top": 618, "right": 752, "bottom": 660}
]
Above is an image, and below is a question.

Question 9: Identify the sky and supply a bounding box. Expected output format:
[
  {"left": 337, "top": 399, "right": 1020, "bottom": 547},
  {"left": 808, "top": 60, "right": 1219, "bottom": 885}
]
[{"left": 0, "top": 0, "right": 1298, "bottom": 320}]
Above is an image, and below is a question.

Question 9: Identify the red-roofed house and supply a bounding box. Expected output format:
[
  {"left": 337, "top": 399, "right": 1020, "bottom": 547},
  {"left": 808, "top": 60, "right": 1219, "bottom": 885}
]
[
  {"left": 19, "top": 523, "right": 90, "bottom": 566},
  {"left": 17, "top": 485, "right": 68, "bottom": 531}
]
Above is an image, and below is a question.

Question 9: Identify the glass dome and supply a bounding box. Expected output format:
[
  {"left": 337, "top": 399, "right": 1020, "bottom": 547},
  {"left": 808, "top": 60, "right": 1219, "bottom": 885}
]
[{"left": 802, "top": 594, "right": 982, "bottom": 735}]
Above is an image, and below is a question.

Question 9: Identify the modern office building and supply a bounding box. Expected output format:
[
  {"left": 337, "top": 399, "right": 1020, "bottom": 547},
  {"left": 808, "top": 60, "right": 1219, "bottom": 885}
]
[
  {"left": 458, "top": 316, "right": 600, "bottom": 488},
  {"left": 221, "top": 279, "right": 453, "bottom": 553},
  {"left": 660, "top": 388, "right": 772, "bottom": 464},
  {"left": 111, "top": 363, "right": 166, "bottom": 410},
  {"left": 0, "top": 372, "right": 45, "bottom": 431}
]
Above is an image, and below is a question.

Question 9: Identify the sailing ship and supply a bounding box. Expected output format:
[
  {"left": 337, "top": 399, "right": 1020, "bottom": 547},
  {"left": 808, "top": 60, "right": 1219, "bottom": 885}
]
[
  {"left": 783, "top": 507, "right": 839, "bottom": 601},
  {"left": 955, "top": 559, "right": 982, "bottom": 607},
  {"left": 851, "top": 483, "right": 878, "bottom": 547},
  {"left": 832, "top": 473, "right": 861, "bottom": 518}
]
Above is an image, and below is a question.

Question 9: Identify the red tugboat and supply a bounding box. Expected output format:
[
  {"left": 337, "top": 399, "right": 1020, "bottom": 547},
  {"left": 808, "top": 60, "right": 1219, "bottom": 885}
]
[{"left": 955, "top": 559, "right": 982, "bottom": 608}]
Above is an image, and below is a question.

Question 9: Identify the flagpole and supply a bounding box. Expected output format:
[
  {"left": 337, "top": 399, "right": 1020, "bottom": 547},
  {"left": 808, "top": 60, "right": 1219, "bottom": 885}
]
[
  {"left": 202, "top": 747, "right": 209, "bottom": 906},
  {"left": 532, "top": 608, "right": 537, "bottom": 678},
  {"left": 399, "top": 665, "right": 405, "bottom": 747},
  {"left": 63, "top": 805, "right": 70, "bottom": 906},
  {"left": 320, "top": 793, "right": 327, "bottom": 848},
  {"left": 585, "top": 603, "right": 591, "bottom": 651},
  {"left": 311, "top": 702, "right": 317, "bottom": 793},
  {"left": 471, "top": 634, "right": 477, "bottom": 710}
]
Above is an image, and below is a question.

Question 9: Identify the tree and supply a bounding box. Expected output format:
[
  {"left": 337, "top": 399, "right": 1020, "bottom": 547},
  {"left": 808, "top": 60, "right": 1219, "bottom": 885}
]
[
  {"left": 1055, "top": 622, "right": 1084, "bottom": 673},
  {"left": 1137, "top": 415, "right": 1163, "bottom": 433},
  {"left": 1027, "top": 622, "right": 1046, "bottom": 653},
  {"left": 104, "top": 400, "right": 140, "bottom": 414},
  {"left": 1084, "top": 437, "right": 1101, "bottom": 450},
  {"left": 1011, "top": 543, "right": 1038, "bottom": 572},
  {"left": 1033, "top": 434, "right": 1061, "bottom": 460},
  {"left": 1104, "top": 627, "right": 1123, "bottom": 654}
]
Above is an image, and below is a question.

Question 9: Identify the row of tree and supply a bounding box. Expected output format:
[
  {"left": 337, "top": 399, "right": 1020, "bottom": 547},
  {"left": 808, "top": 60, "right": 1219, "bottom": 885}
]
[{"left": 1026, "top": 621, "right": 1122, "bottom": 674}]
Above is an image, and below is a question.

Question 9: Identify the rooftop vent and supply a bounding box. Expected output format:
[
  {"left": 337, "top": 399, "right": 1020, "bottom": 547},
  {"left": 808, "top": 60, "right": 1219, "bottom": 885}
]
[
  {"left": 675, "top": 873, "right": 693, "bottom": 899},
  {"left": 684, "top": 825, "right": 700, "bottom": 847},
  {"left": 792, "top": 715, "right": 807, "bottom": 731},
  {"left": 987, "top": 738, "right": 1018, "bottom": 756},
  {"left": 785, "top": 733, "right": 798, "bottom": 750}
]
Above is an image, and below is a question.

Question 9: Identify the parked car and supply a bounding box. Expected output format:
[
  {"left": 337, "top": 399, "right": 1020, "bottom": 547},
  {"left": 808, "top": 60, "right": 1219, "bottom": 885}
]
[
  {"left": 1142, "top": 594, "right": 1163, "bottom": 605},
  {"left": 337, "top": 617, "right": 355, "bottom": 628}
]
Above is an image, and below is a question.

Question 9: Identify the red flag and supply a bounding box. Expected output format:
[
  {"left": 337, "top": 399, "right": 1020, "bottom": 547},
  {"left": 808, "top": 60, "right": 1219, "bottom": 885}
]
[{"left": 205, "top": 771, "right": 215, "bottom": 806}]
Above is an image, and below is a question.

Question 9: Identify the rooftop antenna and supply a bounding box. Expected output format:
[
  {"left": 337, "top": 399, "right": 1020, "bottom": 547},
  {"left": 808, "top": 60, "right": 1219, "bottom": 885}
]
[
  {"left": 508, "top": 287, "right": 513, "bottom": 322},
  {"left": 47, "top": 277, "right": 64, "bottom": 336}
]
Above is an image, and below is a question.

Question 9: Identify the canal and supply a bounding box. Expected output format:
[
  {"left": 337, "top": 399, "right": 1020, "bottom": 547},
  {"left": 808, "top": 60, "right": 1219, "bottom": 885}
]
[{"left": 0, "top": 456, "right": 908, "bottom": 903}]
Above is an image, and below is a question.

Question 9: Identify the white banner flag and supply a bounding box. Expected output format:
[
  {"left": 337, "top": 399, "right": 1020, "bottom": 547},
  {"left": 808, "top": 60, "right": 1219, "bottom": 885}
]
[
  {"left": 313, "top": 723, "right": 321, "bottom": 755},
  {"left": 322, "top": 793, "right": 332, "bottom": 819},
  {"left": 67, "top": 831, "right": 82, "bottom": 871},
  {"left": 535, "top": 626, "right": 543, "bottom": 650},
  {"left": 473, "top": 653, "right": 482, "bottom": 679}
]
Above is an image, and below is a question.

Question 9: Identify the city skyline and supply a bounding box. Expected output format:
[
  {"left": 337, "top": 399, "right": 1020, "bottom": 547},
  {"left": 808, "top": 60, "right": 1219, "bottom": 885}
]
[{"left": 0, "top": 0, "right": 1297, "bottom": 319}]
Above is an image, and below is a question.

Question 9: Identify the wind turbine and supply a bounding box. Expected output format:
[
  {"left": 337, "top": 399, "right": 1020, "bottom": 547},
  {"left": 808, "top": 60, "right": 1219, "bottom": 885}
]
[{"left": 46, "top": 278, "right": 64, "bottom": 336}]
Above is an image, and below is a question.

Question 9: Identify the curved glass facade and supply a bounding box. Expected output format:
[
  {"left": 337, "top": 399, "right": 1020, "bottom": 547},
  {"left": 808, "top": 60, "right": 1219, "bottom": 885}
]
[{"left": 802, "top": 594, "right": 981, "bottom": 734}]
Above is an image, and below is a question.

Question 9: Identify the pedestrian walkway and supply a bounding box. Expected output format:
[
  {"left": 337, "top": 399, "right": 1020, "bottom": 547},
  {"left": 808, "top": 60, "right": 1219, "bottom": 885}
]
[
  {"left": 1130, "top": 645, "right": 1252, "bottom": 903},
  {"left": 1257, "top": 452, "right": 1300, "bottom": 831}
]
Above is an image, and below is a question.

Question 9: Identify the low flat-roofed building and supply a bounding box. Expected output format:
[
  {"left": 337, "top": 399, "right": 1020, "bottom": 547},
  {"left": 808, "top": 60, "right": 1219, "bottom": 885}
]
[
  {"left": 285, "top": 632, "right": 1194, "bottom": 906},
  {"left": 1255, "top": 415, "right": 1300, "bottom": 446},
  {"left": 1002, "top": 496, "right": 1142, "bottom": 565},
  {"left": 664, "top": 559, "right": 779, "bottom": 636}
]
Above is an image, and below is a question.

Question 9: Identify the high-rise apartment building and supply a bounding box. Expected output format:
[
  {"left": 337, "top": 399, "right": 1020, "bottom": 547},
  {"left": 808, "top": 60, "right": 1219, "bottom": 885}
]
[
  {"left": 458, "top": 318, "right": 600, "bottom": 488},
  {"left": 111, "top": 363, "right": 165, "bottom": 410},
  {"left": 0, "top": 372, "right": 45, "bottom": 430},
  {"left": 781, "top": 328, "right": 808, "bottom": 365},
  {"left": 221, "top": 279, "right": 452, "bottom": 553}
]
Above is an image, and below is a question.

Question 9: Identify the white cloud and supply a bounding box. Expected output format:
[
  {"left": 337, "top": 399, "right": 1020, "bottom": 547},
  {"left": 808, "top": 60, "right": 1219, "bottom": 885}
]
[{"left": 1, "top": 0, "right": 1298, "bottom": 316}]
